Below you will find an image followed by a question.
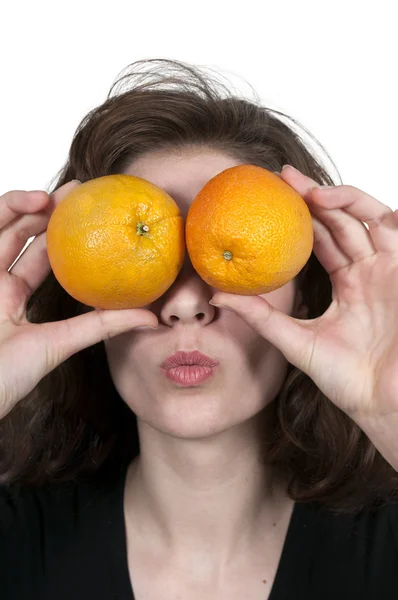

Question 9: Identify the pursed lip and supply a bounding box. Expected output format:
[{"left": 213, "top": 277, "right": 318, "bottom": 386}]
[{"left": 161, "top": 350, "right": 220, "bottom": 370}]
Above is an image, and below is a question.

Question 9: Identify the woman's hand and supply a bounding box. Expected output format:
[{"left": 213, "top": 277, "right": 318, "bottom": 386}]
[
  {"left": 209, "top": 165, "right": 398, "bottom": 469},
  {"left": 0, "top": 182, "right": 158, "bottom": 422}
]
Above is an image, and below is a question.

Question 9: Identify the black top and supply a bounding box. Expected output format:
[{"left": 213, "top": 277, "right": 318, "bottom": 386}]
[{"left": 1, "top": 462, "right": 398, "bottom": 599}]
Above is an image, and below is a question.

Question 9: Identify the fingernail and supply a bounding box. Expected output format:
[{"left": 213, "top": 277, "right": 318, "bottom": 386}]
[
  {"left": 209, "top": 301, "right": 233, "bottom": 311},
  {"left": 282, "top": 164, "right": 297, "bottom": 172},
  {"left": 135, "top": 325, "right": 158, "bottom": 330},
  {"left": 71, "top": 179, "right": 81, "bottom": 184}
]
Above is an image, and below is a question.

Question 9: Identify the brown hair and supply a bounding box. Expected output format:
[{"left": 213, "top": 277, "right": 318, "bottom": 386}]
[{"left": 1, "top": 59, "right": 397, "bottom": 512}]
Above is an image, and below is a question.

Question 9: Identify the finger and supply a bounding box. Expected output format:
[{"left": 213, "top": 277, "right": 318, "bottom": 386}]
[
  {"left": 272, "top": 166, "right": 354, "bottom": 272},
  {"left": 209, "top": 294, "right": 314, "bottom": 372},
  {"left": 279, "top": 164, "right": 322, "bottom": 199},
  {"left": 8, "top": 230, "right": 50, "bottom": 292},
  {"left": 43, "top": 308, "right": 159, "bottom": 370},
  {"left": 43, "top": 179, "right": 82, "bottom": 214},
  {"left": 312, "top": 185, "right": 397, "bottom": 253},
  {"left": 279, "top": 165, "right": 378, "bottom": 262},
  {"left": 0, "top": 189, "right": 49, "bottom": 231},
  {"left": 4, "top": 180, "right": 80, "bottom": 275},
  {"left": 311, "top": 213, "right": 352, "bottom": 272},
  {"left": 308, "top": 198, "right": 377, "bottom": 263},
  {"left": 3, "top": 211, "right": 51, "bottom": 273}
]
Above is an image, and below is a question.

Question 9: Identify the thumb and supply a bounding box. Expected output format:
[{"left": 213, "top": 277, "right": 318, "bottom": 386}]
[
  {"left": 209, "top": 294, "right": 313, "bottom": 371},
  {"left": 44, "top": 308, "right": 158, "bottom": 366}
]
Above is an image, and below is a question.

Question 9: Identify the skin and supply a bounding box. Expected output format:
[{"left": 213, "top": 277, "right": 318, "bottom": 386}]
[{"left": 103, "top": 149, "right": 306, "bottom": 597}]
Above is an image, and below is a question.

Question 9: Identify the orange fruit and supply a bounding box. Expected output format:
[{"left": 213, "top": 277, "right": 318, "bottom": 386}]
[
  {"left": 185, "top": 165, "right": 313, "bottom": 295},
  {"left": 47, "top": 174, "right": 185, "bottom": 309}
]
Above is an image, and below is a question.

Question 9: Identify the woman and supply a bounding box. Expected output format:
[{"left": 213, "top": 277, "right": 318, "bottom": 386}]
[{"left": 0, "top": 59, "right": 397, "bottom": 599}]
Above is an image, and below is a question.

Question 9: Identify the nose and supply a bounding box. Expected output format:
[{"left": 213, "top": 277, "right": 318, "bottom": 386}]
[{"left": 157, "top": 257, "right": 217, "bottom": 327}]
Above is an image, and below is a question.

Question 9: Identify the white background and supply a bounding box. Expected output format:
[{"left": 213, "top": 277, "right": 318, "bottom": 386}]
[{"left": 1, "top": 0, "right": 396, "bottom": 212}]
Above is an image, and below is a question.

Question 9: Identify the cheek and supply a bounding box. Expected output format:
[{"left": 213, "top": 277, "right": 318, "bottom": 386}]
[
  {"left": 211, "top": 314, "right": 290, "bottom": 407},
  {"left": 103, "top": 332, "right": 142, "bottom": 388},
  {"left": 103, "top": 333, "right": 151, "bottom": 415},
  {"left": 260, "top": 280, "right": 296, "bottom": 314},
  {"left": 104, "top": 331, "right": 132, "bottom": 361}
]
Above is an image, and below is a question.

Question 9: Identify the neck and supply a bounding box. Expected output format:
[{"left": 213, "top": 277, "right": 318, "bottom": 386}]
[{"left": 124, "top": 415, "right": 291, "bottom": 566}]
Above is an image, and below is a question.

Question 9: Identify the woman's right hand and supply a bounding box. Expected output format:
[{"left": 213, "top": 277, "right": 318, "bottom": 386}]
[{"left": 0, "top": 181, "right": 159, "bottom": 421}]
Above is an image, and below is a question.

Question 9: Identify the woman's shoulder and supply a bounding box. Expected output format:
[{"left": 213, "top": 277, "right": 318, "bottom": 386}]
[
  {"left": 275, "top": 498, "right": 398, "bottom": 597},
  {"left": 0, "top": 467, "right": 126, "bottom": 537},
  {"left": 298, "top": 497, "right": 398, "bottom": 559},
  {"left": 0, "top": 467, "right": 129, "bottom": 598},
  {"left": 304, "top": 497, "right": 398, "bottom": 532},
  {"left": 0, "top": 479, "right": 81, "bottom": 537}
]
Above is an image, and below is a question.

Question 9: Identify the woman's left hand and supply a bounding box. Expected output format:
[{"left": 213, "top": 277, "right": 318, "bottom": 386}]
[{"left": 210, "top": 165, "right": 398, "bottom": 469}]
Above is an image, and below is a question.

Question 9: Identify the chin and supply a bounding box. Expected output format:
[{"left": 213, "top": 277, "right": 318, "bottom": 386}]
[{"left": 132, "top": 390, "right": 268, "bottom": 441}]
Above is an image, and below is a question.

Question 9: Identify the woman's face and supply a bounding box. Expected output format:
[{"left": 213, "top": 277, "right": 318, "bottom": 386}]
[{"left": 104, "top": 149, "right": 298, "bottom": 439}]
